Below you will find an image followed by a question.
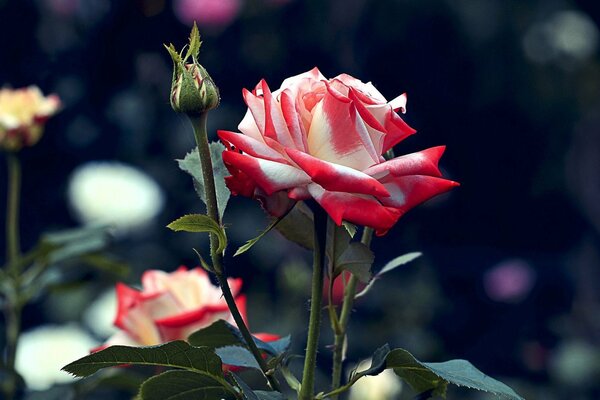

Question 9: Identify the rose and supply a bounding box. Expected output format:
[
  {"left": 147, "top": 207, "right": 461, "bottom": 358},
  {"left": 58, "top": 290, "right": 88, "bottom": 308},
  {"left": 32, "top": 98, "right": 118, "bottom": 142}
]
[
  {"left": 99, "top": 267, "right": 263, "bottom": 349},
  {"left": 0, "top": 86, "right": 60, "bottom": 152},
  {"left": 218, "top": 68, "right": 458, "bottom": 235}
]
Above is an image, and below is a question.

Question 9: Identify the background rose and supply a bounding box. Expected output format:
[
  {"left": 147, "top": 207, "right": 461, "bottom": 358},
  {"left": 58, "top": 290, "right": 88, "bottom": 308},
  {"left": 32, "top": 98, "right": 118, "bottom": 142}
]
[
  {"left": 0, "top": 86, "right": 60, "bottom": 151},
  {"left": 219, "top": 68, "right": 458, "bottom": 235},
  {"left": 99, "top": 266, "right": 248, "bottom": 348}
]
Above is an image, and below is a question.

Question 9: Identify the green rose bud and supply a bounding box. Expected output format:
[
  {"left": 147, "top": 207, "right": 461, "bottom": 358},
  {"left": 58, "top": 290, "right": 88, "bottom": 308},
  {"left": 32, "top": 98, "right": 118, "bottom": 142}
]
[{"left": 165, "top": 23, "right": 220, "bottom": 116}]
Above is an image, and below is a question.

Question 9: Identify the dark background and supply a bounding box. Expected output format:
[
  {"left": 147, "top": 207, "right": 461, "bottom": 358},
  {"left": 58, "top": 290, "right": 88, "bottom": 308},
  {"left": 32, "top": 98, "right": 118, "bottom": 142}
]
[{"left": 2, "top": 0, "right": 600, "bottom": 398}]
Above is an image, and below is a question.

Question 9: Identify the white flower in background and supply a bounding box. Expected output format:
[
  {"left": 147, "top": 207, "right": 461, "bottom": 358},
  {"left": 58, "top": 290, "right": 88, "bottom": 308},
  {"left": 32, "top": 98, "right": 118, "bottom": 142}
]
[
  {"left": 83, "top": 289, "right": 118, "bottom": 338},
  {"left": 349, "top": 359, "right": 403, "bottom": 400},
  {"left": 68, "top": 162, "right": 165, "bottom": 231},
  {"left": 15, "top": 324, "right": 98, "bottom": 390},
  {"left": 523, "top": 10, "right": 598, "bottom": 66}
]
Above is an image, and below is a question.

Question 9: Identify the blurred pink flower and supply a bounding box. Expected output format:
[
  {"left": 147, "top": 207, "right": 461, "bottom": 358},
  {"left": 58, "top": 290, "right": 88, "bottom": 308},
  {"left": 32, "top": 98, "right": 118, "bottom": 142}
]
[
  {"left": 45, "top": 0, "right": 79, "bottom": 17},
  {"left": 483, "top": 259, "right": 535, "bottom": 303},
  {"left": 173, "top": 0, "right": 242, "bottom": 29}
]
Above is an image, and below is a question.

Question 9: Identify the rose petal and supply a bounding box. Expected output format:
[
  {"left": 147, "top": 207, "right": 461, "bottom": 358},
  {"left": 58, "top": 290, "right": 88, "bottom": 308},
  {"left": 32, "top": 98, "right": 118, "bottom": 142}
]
[
  {"left": 307, "top": 84, "right": 379, "bottom": 169},
  {"left": 286, "top": 148, "right": 389, "bottom": 197},
  {"left": 364, "top": 146, "right": 446, "bottom": 179},
  {"left": 241, "top": 88, "right": 267, "bottom": 140},
  {"left": 218, "top": 130, "right": 288, "bottom": 163},
  {"left": 280, "top": 89, "right": 308, "bottom": 151},
  {"left": 222, "top": 151, "right": 311, "bottom": 195},
  {"left": 307, "top": 183, "right": 401, "bottom": 234},
  {"left": 261, "top": 80, "right": 297, "bottom": 149},
  {"left": 379, "top": 175, "right": 460, "bottom": 212}
]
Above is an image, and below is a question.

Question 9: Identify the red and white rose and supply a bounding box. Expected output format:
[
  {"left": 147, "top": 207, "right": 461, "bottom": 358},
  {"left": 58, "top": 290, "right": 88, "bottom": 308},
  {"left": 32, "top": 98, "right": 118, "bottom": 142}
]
[
  {"left": 0, "top": 86, "right": 60, "bottom": 151},
  {"left": 219, "top": 68, "right": 458, "bottom": 235},
  {"left": 99, "top": 267, "right": 249, "bottom": 349}
]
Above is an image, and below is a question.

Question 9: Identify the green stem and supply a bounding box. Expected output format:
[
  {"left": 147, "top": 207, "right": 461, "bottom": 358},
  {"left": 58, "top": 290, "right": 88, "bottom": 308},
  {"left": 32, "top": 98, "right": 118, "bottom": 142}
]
[
  {"left": 330, "top": 227, "right": 374, "bottom": 397},
  {"left": 2, "top": 153, "right": 23, "bottom": 400},
  {"left": 189, "top": 114, "right": 280, "bottom": 392},
  {"left": 6, "top": 154, "right": 21, "bottom": 270},
  {"left": 299, "top": 206, "right": 328, "bottom": 400}
]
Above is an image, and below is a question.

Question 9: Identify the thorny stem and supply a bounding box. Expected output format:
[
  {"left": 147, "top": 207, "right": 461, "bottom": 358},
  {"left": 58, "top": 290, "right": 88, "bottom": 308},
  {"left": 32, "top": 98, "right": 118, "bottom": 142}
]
[
  {"left": 299, "top": 206, "right": 328, "bottom": 400},
  {"left": 330, "top": 227, "right": 374, "bottom": 397},
  {"left": 190, "top": 113, "right": 281, "bottom": 392}
]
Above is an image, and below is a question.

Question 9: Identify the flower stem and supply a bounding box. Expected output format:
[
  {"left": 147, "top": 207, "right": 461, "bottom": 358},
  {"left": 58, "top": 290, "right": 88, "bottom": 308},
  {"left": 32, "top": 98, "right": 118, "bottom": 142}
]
[
  {"left": 6, "top": 154, "right": 21, "bottom": 271},
  {"left": 299, "top": 206, "right": 328, "bottom": 400},
  {"left": 189, "top": 113, "right": 280, "bottom": 392},
  {"left": 330, "top": 227, "right": 374, "bottom": 397},
  {"left": 3, "top": 153, "right": 23, "bottom": 400}
]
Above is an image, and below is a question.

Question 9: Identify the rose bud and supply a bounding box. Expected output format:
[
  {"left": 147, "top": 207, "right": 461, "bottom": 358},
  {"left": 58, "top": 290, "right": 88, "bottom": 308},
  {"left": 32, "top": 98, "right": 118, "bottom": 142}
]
[
  {"left": 165, "top": 22, "right": 220, "bottom": 116},
  {"left": 0, "top": 86, "right": 60, "bottom": 152}
]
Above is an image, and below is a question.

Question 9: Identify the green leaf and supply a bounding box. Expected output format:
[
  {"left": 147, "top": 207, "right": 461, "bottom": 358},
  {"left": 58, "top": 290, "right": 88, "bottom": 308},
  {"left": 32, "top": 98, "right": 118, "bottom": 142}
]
[
  {"left": 78, "top": 253, "right": 129, "bottom": 278},
  {"left": 185, "top": 22, "right": 202, "bottom": 62},
  {"left": 177, "top": 143, "right": 230, "bottom": 221},
  {"left": 234, "top": 217, "right": 282, "bottom": 257},
  {"left": 379, "top": 252, "right": 422, "bottom": 275},
  {"left": 274, "top": 202, "right": 314, "bottom": 249},
  {"left": 167, "top": 214, "right": 227, "bottom": 254},
  {"left": 279, "top": 364, "right": 300, "bottom": 392},
  {"left": 254, "top": 391, "right": 286, "bottom": 400},
  {"left": 231, "top": 373, "right": 259, "bottom": 400},
  {"left": 187, "top": 320, "right": 290, "bottom": 356},
  {"left": 138, "top": 370, "right": 236, "bottom": 400},
  {"left": 216, "top": 346, "right": 261, "bottom": 370},
  {"left": 386, "top": 348, "right": 524, "bottom": 400},
  {"left": 342, "top": 222, "right": 357, "bottom": 238},
  {"left": 164, "top": 43, "right": 183, "bottom": 74},
  {"left": 353, "top": 344, "right": 391, "bottom": 379},
  {"left": 355, "top": 252, "right": 421, "bottom": 299},
  {"left": 62, "top": 341, "right": 223, "bottom": 378},
  {"left": 42, "top": 225, "right": 112, "bottom": 264},
  {"left": 334, "top": 242, "right": 374, "bottom": 283},
  {"left": 326, "top": 222, "right": 352, "bottom": 269},
  {"left": 187, "top": 319, "right": 249, "bottom": 348}
]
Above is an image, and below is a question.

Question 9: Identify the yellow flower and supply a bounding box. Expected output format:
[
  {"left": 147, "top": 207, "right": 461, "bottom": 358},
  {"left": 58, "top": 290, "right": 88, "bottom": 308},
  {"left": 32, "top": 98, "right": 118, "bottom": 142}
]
[{"left": 0, "top": 86, "right": 60, "bottom": 151}]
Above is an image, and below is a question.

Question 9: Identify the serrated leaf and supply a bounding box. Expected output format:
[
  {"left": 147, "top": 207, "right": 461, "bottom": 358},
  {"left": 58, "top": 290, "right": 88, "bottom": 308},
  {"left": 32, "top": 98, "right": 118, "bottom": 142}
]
[
  {"left": 216, "top": 346, "right": 261, "bottom": 370},
  {"left": 164, "top": 43, "right": 183, "bottom": 68},
  {"left": 353, "top": 344, "right": 391, "bottom": 379},
  {"left": 234, "top": 217, "right": 282, "bottom": 257},
  {"left": 231, "top": 373, "right": 259, "bottom": 400},
  {"left": 187, "top": 319, "right": 288, "bottom": 356},
  {"left": 167, "top": 214, "right": 227, "bottom": 254},
  {"left": 355, "top": 252, "right": 421, "bottom": 299},
  {"left": 138, "top": 370, "right": 235, "bottom": 400},
  {"left": 386, "top": 348, "right": 524, "bottom": 400},
  {"left": 334, "top": 242, "right": 374, "bottom": 283},
  {"left": 185, "top": 22, "right": 202, "bottom": 62},
  {"left": 254, "top": 391, "right": 286, "bottom": 400},
  {"left": 274, "top": 202, "right": 314, "bottom": 249},
  {"left": 177, "top": 143, "right": 230, "bottom": 221},
  {"left": 62, "top": 341, "right": 222, "bottom": 377},
  {"left": 266, "top": 336, "right": 291, "bottom": 355}
]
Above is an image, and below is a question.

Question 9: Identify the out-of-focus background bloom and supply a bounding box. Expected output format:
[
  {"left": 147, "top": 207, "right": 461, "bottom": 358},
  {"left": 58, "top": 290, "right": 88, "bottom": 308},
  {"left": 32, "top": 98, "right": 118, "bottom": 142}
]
[
  {"left": 15, "top": 324, "right": 98, "bottom": 390},
  {"left": 348, "top": 358, "right": 403, "bottom": 400},
  {"left": 1, "top": 0, "right": 600, "bottom": 398},
  {"left": 67, "top": 161, "right": 165, "bottom": 232}
]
